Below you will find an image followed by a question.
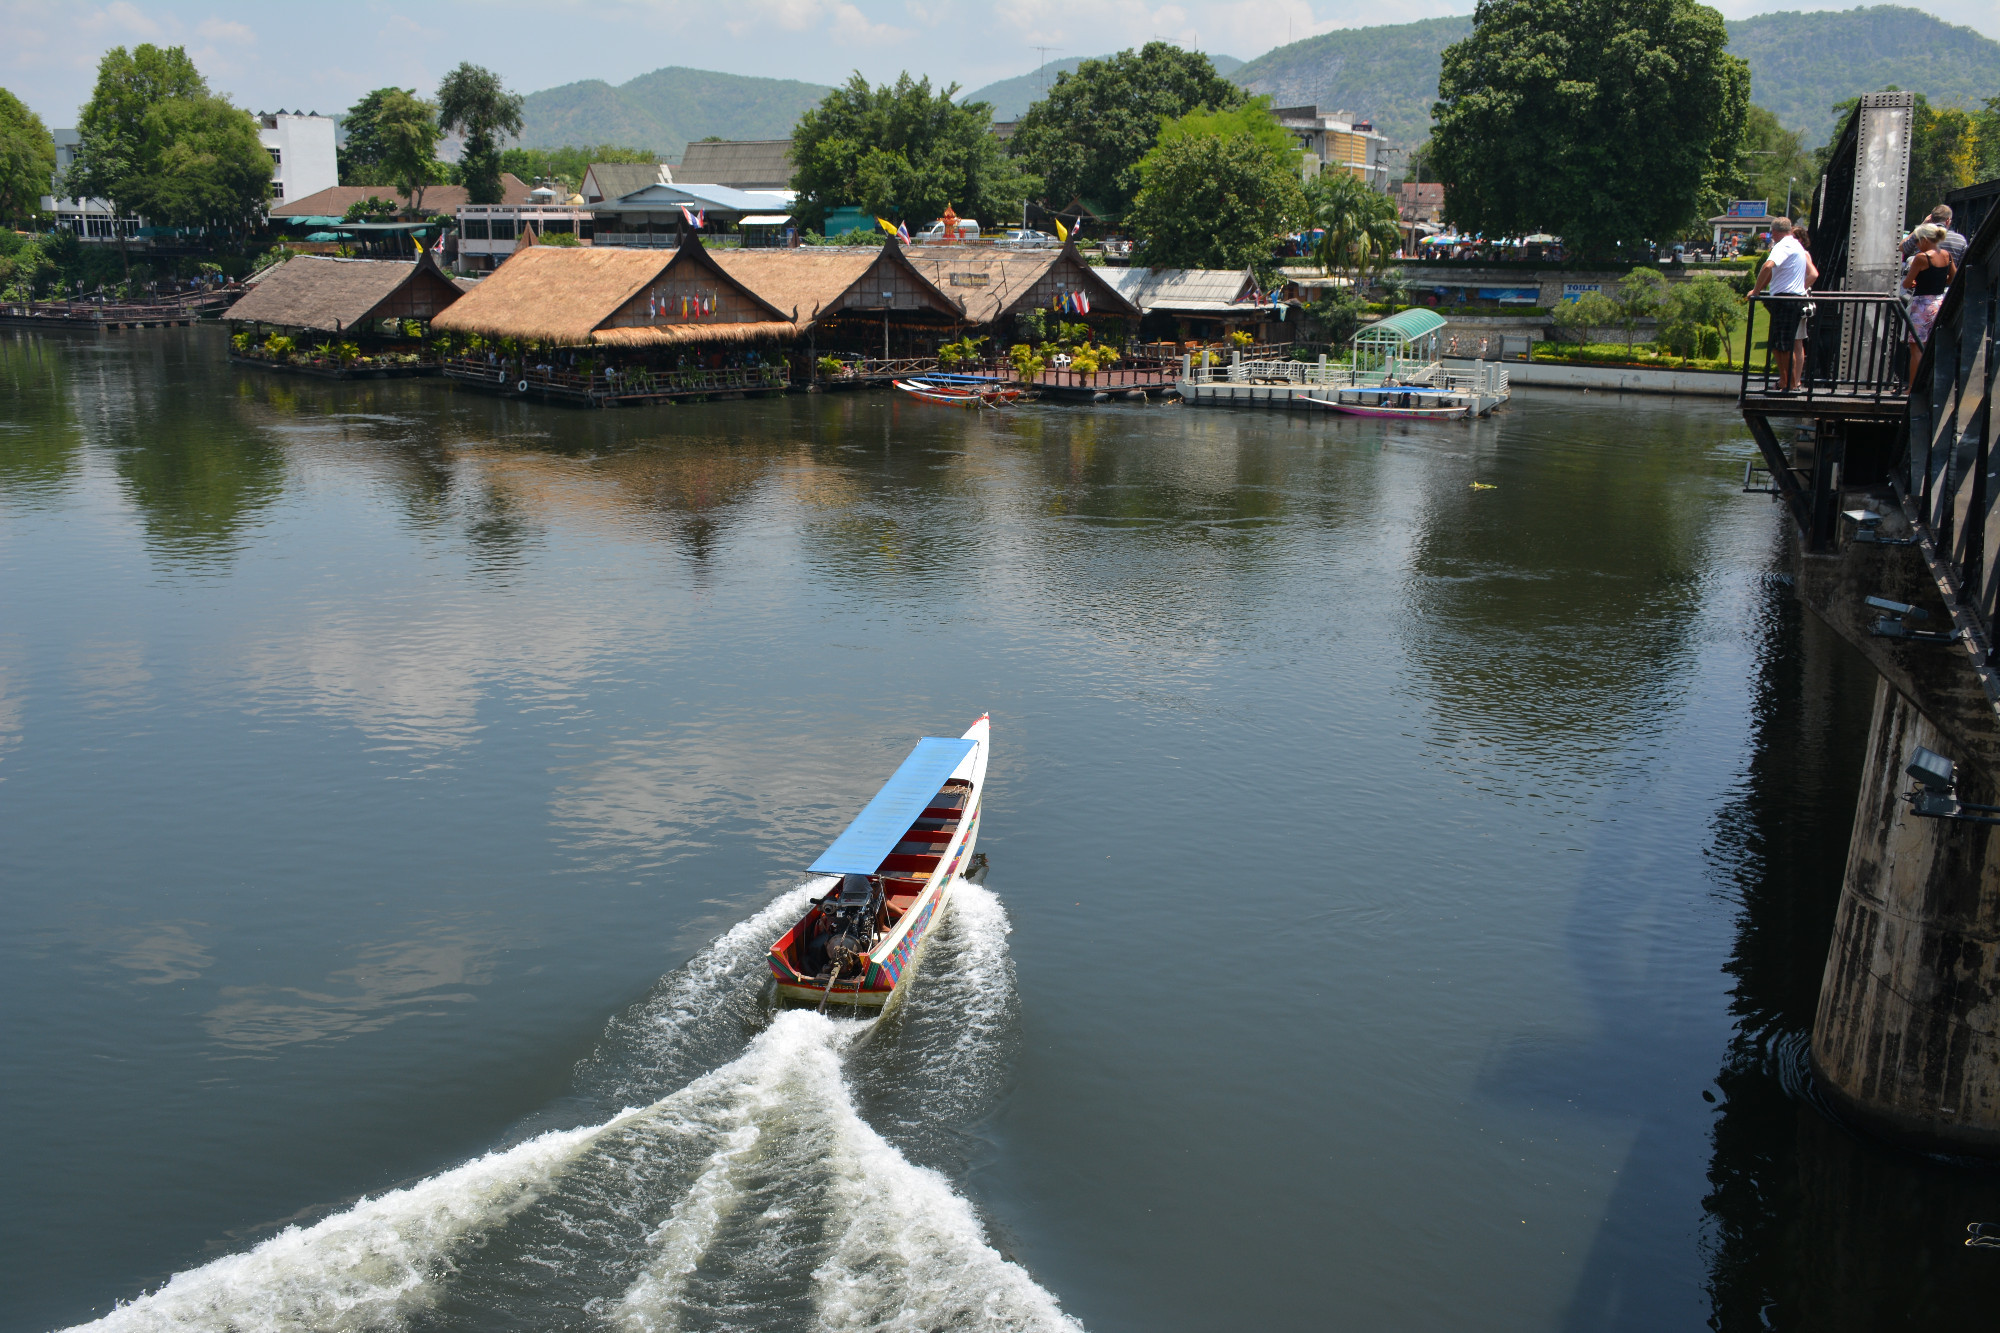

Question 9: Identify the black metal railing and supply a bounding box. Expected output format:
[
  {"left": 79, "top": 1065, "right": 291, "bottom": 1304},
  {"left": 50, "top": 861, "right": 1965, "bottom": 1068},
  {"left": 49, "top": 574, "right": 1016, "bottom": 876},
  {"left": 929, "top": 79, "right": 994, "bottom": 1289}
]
[
  {"left": 1740, "top": 292, "right": 1913, "bottom": 410},
  {"left": 1903, "top": 212, "right": 2000, "bottom": 644}
]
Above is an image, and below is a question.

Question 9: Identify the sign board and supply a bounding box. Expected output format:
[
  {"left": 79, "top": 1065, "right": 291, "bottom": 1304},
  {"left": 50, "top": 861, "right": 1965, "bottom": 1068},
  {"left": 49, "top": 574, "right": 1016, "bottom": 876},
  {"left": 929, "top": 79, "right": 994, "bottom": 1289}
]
[
  {"left": 948, "top": 272, "right": 990, "bottom": 287},
  {"left": 1478, "top": 287, "right": 1541, "bottom": 305},
  {"left": 1560, "top": 283, "right": 1602, "bottom": 303},
  {"left": 1728, "top": 199, "right": 1770, "bottom": 218}
]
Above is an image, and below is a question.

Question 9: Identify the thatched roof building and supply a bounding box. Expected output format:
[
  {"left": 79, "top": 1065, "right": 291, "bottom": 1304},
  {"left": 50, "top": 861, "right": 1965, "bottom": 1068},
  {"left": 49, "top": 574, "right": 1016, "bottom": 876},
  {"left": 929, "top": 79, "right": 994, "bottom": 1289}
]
[
  {"left": 227, "top": 252, "right": 465, "bottom": 334},
  {"left": 902, "top": 242, "right": 1140, "bottom": 328},
  {"left": 710, "top": 242, "right": 963, "bottom": 331},
  {"left": 430, "top": 233, "right": 795, "bottom": 347},
  {"left": 271, "top": 176, "right": 532, "bottom": 220}
]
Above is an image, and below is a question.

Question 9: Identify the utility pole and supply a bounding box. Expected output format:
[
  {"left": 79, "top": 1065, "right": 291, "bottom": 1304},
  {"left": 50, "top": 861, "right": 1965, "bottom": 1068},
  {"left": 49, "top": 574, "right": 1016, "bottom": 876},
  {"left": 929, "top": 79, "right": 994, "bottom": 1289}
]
[{"left": 1034, "top": 46, "right": 1059, "bottom": 98}]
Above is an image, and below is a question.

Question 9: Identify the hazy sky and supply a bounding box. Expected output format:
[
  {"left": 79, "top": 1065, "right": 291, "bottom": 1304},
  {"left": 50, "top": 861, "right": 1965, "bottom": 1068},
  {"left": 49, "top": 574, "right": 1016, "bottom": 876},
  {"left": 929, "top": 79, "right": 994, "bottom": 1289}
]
[{"left": 5, "top": 0, "right": 1995, "bottom": 130}]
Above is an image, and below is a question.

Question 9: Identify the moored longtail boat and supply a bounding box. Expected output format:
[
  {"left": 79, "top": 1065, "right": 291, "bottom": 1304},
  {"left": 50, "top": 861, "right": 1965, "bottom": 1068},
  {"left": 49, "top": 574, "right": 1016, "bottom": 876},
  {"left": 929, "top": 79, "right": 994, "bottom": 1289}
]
[
  {"left": 768, "top": 715, "right": 990, "bottom": 1009},
  {"left": 893, "top": 379, "right": 1024, "bottom": 406}
]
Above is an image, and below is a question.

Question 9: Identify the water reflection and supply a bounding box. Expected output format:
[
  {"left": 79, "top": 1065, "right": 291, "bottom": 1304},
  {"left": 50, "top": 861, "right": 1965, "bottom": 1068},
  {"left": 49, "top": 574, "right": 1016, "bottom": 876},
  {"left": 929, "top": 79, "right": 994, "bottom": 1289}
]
[
  {"left": 1700, "top": 572, "right": 2000, "bottom": 1327},
  {"left": 1403, "top": 405, "right": 1728, "bottom": 784},
  {"left": 204, "top": 933, "right": 493, "bottom": 1050},
  {"left": 0, "top": 334, "right": 84, "bottom": 505}
]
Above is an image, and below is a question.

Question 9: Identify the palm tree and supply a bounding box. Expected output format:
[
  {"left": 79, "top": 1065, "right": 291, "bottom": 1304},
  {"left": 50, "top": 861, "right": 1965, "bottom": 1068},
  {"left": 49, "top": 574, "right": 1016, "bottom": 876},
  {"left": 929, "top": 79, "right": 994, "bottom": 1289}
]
[{"left": 1309, "top": 171, "right": 1402, "bottom": 288}]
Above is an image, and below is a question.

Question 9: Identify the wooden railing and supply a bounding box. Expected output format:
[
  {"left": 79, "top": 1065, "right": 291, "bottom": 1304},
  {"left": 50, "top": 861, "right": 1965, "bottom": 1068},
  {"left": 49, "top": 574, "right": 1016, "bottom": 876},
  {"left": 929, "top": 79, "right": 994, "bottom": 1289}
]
[{"left": 444, "top": 357, "right": 786, "bottom": 398}]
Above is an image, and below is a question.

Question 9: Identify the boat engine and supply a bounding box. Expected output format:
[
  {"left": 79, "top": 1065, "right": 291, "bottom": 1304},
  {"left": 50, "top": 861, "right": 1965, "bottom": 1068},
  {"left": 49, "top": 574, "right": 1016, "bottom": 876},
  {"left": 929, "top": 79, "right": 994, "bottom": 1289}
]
[{"left": 819, "top": 874, "right": 882, "bottom": 977}]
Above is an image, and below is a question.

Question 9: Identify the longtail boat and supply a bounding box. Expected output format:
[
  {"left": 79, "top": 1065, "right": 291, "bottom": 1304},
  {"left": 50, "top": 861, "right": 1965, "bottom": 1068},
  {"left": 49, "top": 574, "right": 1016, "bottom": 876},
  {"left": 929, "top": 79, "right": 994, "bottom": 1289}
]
[
  {"left": 1301, "top": 386, "right": 1475, "bottom": 419},
  {"left": 893, "top": 379, "right": 1024, "bottom": 406},
  {"left": 768, "top": 715, "right": 990, "bottom": 1010}
]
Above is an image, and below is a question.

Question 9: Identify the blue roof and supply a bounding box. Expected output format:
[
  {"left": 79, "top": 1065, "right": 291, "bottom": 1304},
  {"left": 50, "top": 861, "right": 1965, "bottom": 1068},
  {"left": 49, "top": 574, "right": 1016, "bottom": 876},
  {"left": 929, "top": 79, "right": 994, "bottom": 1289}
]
[{"left": 810, "top": 737, "right": 977, "bottom": 875}]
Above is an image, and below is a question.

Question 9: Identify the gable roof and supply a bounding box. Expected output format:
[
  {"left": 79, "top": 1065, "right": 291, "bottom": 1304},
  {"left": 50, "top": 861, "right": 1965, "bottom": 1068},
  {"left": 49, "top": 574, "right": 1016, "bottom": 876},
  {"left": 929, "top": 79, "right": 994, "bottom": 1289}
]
[
  {"left": 710, "top": 244, "right": 963, "bottom": 329},
  {"left": 225, "top": 253, "right": 463, "bottom": 332},
  {"left": 583, "top": 162, "right": 671, "bottom": 203},
  {"left": 676, "top": 140, "right": 794, "bottom": 191},
  {"left": 902, "top": 242, "right": 1141, "bottom": 325},
  {"left": 270, "top": 175, "right": 532, "bottom": 219},
  {"left": 1098, "top": 266, "right": 1257, "bottom": 314},
  {"left": 430, "top": 234, "right": 795, "bottom": 346}
]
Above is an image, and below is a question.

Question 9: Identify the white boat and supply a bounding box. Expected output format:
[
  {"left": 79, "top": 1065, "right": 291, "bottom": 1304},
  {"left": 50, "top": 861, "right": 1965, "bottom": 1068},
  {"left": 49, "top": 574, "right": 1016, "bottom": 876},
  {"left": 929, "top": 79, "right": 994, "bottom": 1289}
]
[{"left": 768, "top": 714, "right": 990, "bottom": 1009}]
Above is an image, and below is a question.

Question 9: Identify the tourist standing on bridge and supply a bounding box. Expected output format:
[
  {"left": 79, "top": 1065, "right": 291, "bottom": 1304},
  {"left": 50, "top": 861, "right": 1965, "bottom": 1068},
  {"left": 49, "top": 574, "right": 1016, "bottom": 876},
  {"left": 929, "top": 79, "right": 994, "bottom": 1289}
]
[
  {"left": 1904, "top": 222, "right": 1956, "bottom": 386},
  {"left": 1901, "top": 205, "right": 1967, "bottom": 269},
  {"left": 1750, "top": 217, "right": 1816, "bottom": 393}
]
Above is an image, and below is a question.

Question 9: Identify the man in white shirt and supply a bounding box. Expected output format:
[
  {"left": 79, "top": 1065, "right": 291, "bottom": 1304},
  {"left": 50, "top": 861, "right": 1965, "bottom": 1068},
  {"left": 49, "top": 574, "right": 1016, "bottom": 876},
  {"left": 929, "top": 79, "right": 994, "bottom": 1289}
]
[{"left": 1750, "top": 217, "right": 1818, "bottom": 393}]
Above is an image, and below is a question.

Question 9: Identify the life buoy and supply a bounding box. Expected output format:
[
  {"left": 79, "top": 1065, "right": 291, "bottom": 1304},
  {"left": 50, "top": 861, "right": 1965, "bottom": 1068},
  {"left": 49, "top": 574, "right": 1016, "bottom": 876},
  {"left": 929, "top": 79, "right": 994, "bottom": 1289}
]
[{"left": 517, "top": 379, "right": 529, "bottom": 393}]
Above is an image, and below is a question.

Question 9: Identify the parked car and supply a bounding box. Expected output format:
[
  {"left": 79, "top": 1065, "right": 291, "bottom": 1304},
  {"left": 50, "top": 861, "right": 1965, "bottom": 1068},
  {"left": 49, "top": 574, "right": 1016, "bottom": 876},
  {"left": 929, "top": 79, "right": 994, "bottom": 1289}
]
[
  {"left": 996, "top": 229, "right": 1057, "bottom": 248},
  {"left": 915, "top": 219, "right": 981, "bottom": 241}
]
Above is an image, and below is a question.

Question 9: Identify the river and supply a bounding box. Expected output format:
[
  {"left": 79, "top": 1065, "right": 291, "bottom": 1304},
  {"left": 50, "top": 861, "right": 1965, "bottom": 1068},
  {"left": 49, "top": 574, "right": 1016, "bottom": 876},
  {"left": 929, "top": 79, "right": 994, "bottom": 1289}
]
[{"left": 2, "top": 327, "right": 1996, "bottom": 1331}]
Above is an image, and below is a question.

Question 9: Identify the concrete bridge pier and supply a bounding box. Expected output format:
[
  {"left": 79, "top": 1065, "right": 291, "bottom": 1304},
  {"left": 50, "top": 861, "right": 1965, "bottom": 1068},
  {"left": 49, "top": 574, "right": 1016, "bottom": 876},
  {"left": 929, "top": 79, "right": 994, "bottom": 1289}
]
[{"left": 1811, "top": 680, "right": 2000, "bottom": 1154}]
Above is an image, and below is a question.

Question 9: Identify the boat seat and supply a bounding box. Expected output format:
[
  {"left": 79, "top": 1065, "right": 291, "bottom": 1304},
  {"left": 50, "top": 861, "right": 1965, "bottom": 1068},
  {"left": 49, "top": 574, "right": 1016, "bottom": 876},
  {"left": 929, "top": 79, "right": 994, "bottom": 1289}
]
[{"left": 885, "top": 893, "right": 920, "bottom": 917}]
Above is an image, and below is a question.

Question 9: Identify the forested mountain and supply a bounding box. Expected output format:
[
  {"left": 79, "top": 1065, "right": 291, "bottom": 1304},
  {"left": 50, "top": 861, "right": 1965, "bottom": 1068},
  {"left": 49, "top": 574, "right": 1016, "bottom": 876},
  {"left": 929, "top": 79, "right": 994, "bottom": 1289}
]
[
  {"left": 518, "top": 67, "right": 831, "bottom": 158},
  {"left": 965, "top": 53, "right": 1243, "bottom": 121},
  {"left": 1228, "top": 5, "right": 1999, "bottom": 149},
  {"left": 1230, "top": 17, "right": 1470, "bottom": 150},
  {"left": 513, "top": 9, "right": 1998, "bottom": 160},
  {"left": 1724, "top": 7, "right": 2000, "bottom": 140}
]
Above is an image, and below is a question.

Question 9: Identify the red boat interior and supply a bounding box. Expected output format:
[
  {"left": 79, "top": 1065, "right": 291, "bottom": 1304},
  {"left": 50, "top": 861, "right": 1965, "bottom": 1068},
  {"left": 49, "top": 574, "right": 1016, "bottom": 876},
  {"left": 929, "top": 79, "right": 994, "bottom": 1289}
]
[{"left": 772, "top": 779, "right": 972, "bottom": 983}]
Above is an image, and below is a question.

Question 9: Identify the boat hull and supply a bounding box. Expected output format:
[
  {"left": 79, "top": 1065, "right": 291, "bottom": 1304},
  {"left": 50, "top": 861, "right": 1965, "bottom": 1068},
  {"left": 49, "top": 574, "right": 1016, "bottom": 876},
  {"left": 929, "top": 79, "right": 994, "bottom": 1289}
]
[{"left": 1301, "top": 394, "right": 1472, "bottom": 419}]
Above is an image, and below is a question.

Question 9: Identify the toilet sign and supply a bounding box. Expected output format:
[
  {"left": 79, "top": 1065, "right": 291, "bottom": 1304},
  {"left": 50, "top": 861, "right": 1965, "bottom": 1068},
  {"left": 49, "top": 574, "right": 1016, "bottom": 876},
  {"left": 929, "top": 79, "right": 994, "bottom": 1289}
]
[{"left": 1560, "top": 283, "right": 1603, "bottom": 303}]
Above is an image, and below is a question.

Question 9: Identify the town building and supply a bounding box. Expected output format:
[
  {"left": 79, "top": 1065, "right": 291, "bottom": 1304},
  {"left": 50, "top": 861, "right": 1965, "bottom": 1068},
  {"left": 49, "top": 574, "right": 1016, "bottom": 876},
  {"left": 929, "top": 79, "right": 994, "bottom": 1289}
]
[
  {"left": 1098, "top": 266, "right": 1293, "bottom": 342},
  {"left": 581, "top": 162, "right": 674, "bottom": 205},
  {"left": 456, "top": 183, "right": 601, "bottom": 271},
  {"left": 256, "top": 112, "right": 337, "bottom": 208},
  {"left": 1275, "top": 106, "right": 1392, "bottom": 191},
  {"left": 39, "top": 130, "right": 138, "bottom": 241},
  {"left": 589, "top": 182, "right": 794, "bottom": 249},
  {"left": 675, "top": 140, "right": 794, "bottom": 192},
  {"left": 1708, "top": 199, "right": 1774, "bottom": 251}
]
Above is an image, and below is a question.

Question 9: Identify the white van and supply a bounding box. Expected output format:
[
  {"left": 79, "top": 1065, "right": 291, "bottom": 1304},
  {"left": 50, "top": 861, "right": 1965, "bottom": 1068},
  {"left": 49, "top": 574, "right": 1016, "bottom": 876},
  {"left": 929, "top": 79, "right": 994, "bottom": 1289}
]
[{"left": 915, "top": 219, "right": 980, "bottom": 242}]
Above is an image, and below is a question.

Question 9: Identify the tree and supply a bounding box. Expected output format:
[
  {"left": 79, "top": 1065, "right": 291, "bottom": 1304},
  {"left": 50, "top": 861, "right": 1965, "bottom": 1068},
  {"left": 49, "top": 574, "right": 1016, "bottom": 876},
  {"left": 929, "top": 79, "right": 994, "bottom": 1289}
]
[
  {"left": 790, "top": 73, "right": 1031, "bottom": 232},
  {"left": 339, "top": 87, "right": 411, "bottom": 186},
  {"left": 1551, "top": 290, "right": 1620, "bottom": 345},
  {"left": 69, "top": 44, "right": 209, "bottom": 270},
  {"left": 1008, "top": 43, "right": 1245, "bottom": 220},
  {"left": 1658, "top": 273, "right": 1741, "bottom": 362},
  {"left": 127, "top": 95, "right": 270, "bottom": 231},
  {"left": 1976, "top": 96, "right": 2000, "bottom": 184},
  {"left": 1430, "top": 0, "right": 1749, "bottom": 259},
  {"left": 1614, "top": 267, "right": 1670, "bottom": 355},
  {"left": 0, "top": 87, "right": 57, "bottom": 227},
  {"left": 373, "top": 89, "right": 442, "bottom": 213},
  {"left": 1309, "top": 169, "right": 1401, "bottom": 282},
  {"left": 1725, "top": 105, "right": 1813, "bottom": 220},
  {"left": 437, "top": 63, "right": 524, "bottom": 205},
  {"left": 1127, "top": 104, "right": 1307, "bottom": 278}
]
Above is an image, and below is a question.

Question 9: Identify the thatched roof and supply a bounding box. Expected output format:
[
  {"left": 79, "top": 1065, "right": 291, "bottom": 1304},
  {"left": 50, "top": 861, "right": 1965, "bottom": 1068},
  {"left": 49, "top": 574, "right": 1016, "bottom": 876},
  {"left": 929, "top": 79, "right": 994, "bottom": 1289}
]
[
  {"left": 431, "top": 236, "right": 796, "bottom": 346},
  {"left": 227, "top": 254, "right": 462, "bottom": 333},
  {"left": 711, "top": 247, "right": 963, "bottom": 329},
  {"left": 901, "top": 242, "right": 1140, "bottom": 325}
]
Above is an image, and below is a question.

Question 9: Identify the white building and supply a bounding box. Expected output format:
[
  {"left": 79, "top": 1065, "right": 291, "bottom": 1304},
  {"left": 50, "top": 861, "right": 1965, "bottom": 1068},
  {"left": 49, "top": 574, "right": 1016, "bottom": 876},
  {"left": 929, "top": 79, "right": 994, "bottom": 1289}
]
[
  {"left": 1275, "top": 106, "right": 1392, "bottom": 192},
  {"left": 256, "top": 112, "right": 337, "bottom": 209},
  {"left": 39, "top": 129, "right": 137, "bottom": 241}
]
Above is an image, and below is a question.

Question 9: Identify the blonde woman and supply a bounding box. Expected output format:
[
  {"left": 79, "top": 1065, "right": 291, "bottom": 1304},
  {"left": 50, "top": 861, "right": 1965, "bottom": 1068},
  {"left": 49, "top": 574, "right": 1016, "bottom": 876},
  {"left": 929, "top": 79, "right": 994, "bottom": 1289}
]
[{"left": 1905, "top": 222, "right": 1955, "bottom": 384}]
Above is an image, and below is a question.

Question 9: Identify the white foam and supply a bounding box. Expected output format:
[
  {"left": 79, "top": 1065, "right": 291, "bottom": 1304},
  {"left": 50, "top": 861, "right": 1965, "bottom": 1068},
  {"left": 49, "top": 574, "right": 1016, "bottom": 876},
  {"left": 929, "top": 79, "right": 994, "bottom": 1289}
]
[
  {"left": 70, "top": 1112, "right": 638, "bottom": 1332},
  {"left": 68, "top": 879, "right": 1082, "bottom": 1333}
]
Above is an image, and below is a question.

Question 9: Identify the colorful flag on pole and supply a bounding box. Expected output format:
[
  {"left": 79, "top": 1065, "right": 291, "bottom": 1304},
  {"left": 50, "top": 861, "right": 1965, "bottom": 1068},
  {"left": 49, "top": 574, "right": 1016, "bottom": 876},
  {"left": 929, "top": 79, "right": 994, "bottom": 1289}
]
[
  {"left": 876, "top": 217, "right": 896, "bottom": 236},
  {"left": 1054, "top": 217, "right": 1069, "bottom": 243},
  {"left": 897, "top": 220, "right": 911, "bottom": 244},
  {"left": 412, "top": 234, "right": 424, "bottom": 256},
  {"left": 680, "top": 205, "right": 696, "bottom": 229},
  {"left": 1078, "top": 291, "right": 1089, "bottom": 315}
]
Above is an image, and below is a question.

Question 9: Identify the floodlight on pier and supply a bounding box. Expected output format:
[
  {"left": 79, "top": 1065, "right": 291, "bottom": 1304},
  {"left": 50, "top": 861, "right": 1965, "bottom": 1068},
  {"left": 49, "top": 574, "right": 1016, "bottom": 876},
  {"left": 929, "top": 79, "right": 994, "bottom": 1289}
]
[
  {"left": 1868, "top": 595, "right": 1959, "bottom": 643},
  {"left": 1904, "top": 746, "right": 2000, "bottom": 825}
]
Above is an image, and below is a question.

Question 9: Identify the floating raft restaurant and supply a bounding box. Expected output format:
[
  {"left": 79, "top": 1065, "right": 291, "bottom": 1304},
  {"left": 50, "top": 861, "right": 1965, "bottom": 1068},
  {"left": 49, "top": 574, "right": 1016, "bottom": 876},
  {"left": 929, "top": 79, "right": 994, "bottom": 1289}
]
[
  {"left": 428, "top": 233, "right": 799, "bottom": 404},
  {"left": 226, "top": 251, "right": 468, "bottom": 377}
]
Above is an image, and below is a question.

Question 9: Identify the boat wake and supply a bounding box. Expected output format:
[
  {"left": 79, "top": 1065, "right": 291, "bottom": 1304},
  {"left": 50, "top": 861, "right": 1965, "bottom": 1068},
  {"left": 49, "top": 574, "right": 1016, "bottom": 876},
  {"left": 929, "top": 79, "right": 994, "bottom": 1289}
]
[{"left": 68, "top": 881, "right": 1078, "bottom": 1333}]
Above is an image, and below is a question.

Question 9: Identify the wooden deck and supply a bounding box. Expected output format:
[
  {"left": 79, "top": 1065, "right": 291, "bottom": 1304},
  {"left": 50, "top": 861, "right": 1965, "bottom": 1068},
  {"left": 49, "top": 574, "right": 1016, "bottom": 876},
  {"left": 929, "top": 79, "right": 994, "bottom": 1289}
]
[{"left": 0, "top": 292, "right": 236, "bottom": 331}]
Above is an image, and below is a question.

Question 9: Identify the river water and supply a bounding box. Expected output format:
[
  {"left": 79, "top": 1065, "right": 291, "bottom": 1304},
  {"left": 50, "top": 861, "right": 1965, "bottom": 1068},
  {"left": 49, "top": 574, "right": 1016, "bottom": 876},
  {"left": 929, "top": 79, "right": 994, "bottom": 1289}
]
[{"left": 3, "top": 327, "right": 1997, "bottom": 1332}]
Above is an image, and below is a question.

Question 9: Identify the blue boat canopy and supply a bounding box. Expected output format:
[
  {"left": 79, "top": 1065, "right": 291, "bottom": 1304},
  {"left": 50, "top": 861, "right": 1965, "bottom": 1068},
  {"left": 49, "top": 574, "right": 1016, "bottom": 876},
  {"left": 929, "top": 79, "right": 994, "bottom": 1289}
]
[{"left": 810, "top": 737, "right": 977, "bottom": 875}]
